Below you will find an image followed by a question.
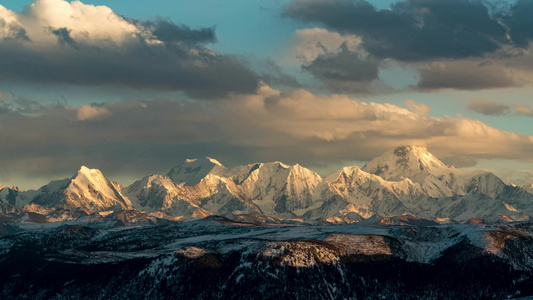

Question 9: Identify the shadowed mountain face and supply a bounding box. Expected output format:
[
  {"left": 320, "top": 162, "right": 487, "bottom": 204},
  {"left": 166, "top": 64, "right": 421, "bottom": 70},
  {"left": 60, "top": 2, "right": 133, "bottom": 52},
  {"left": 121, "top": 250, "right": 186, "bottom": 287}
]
[{"left": 1, "top": 146, "right": 533, "bottom": 224}]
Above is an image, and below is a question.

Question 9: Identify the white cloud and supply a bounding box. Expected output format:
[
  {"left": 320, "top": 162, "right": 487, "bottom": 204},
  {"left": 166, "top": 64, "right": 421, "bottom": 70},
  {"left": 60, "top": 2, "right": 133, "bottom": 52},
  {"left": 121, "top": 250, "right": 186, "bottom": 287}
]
[
  {"left": 0, "top": 0, "right": 259, "bottom": 98},
  {"left": 13, "top": 0, "right": 137, "bottom": 44},
  {"left": 404, "top": 99, "right": 431, "bottom": 116},
  {"left": 516, "top": 104, "right": 533, "bottom": 116},
  {"left": 76, "top": 104, "right": 111, "bottom": 121}
]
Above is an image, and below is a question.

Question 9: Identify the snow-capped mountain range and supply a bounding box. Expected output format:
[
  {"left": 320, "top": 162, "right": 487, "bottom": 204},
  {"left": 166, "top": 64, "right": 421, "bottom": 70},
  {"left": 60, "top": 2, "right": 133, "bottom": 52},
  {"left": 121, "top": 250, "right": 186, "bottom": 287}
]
[{"left": 2, "top": 145, "right": 533, "bottom": 224}]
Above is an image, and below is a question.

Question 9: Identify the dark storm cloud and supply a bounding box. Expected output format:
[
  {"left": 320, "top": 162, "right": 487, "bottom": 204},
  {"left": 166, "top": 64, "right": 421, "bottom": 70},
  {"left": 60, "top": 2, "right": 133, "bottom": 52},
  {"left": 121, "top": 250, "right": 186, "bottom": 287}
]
[
  {"left": 283, "top": 0, "right": 533, "bottom": 92},
  {"left": 283, "top": 0, "right": 509, "bottom": 62},
  {"left": 0, "top": 43, "right": 259, "bottom": 99},
  {"left": 141, "top": 18, "right": 216, "bottom": 45},
  {"left": 503, "top": 0, "right": 533, "bottom": 48},
  {"left": 302, "top": 43, "right": 379, "bottom": 92},
  {"left": 0, "top": 1, "right": 260, "bottom": 99}
]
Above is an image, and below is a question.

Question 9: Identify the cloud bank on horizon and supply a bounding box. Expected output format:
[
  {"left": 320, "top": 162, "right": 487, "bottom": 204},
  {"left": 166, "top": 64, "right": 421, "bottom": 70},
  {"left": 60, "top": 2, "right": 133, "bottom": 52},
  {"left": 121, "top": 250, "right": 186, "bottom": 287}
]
[{"left": 0, "top": 0, "right": 533, "bottom": 188}]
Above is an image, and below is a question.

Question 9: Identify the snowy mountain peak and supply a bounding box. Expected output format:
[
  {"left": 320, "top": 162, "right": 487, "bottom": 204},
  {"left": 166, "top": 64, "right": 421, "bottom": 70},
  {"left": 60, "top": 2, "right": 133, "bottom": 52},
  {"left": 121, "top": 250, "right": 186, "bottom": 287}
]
[
  {"left": 270, "top": 161, "right": 290, "bottom": 169},
  {"left": 70, "top": 166, "right": 123, "bottom": 195},
  {"left": 389, "top": 145, "right": 447, "bottom": 170},
  {"left": 184, "top": 157, "right": 224, "bottom": 167},
  {"left": 127, "top": 174, "right": 177, "bottom": 194},
  {"left": 30, "top": 166, "right": 132, "bottom": 212},
  {"left": 326, "top": 166, "right": 367, "bottom": 183},
  {"left": 123, "top": 174, "right": 201, "bottom": 216},
  {"left": 1, "top": 185, "right": 21, "bottom": 192},
  {"left": 362, "top": 145, "right": 450, "bottom": 181},
  {"left": 74, "top": 165, "right": 105, "bottom": 180},
  {"left": 466, "top": 172, "right": 506, "bottom": 198},
  {"left": 287, "top": 163, "right": 323, "bottom": 184},
  {"left": 290, "top": 163, "right": 309, "bottom": 172},
  {"left": 233, "top": 161, "right": 325, "bottom": 216},
  {"left": 167, "top": 157, "right": 226, "bottom": 185},
  {"left": 361, "top": 146, "right": 470, "bottom": 198}
]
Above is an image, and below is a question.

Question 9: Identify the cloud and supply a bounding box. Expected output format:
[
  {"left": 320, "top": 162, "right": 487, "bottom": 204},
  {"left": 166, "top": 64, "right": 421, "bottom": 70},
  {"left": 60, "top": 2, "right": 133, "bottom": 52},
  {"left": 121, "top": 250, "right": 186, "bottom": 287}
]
[
  {"left": 467, "top": 99, "right": 533, "bottom": 117},
  {"left": 141, "top": 18, "right": 216, "bottom": 45},
  {"left": 302, "top": 43, "right": 379, "bottom": 93},
  {"left": 516, "top": 104, "right": 533, "bottom": 116},
  {"left": 50, "top": 27, "right": 79, "bottom": 49},
  {"left": 289, "top": 27, "right": 378, "bottom": 93},
  {"left": 416, "top": 59, "right": 519, "bottom": 91},
  {"left": 250, "top": 57, "right": 302, "bottom": 88},
  {"left": 468, "top": 98, "right": 510, "bottom": 116},
  {"left": 440, "top": 156, "right": 478, "bottom": 168},
  {"left": 283, "top": 0, "right": 533, "bottom": 92},
  {"left": 502, "top": 0, "right": 533, "bottom": 48},
  {"left": 2, "top": 84, "right": 533, "bottom": 188},
  {"left": 404, "top": 99, "right": 431, "bottom": 116},
  {"left": 76, "top": 104, "right": 112, "bottom": 121},
  {"left": 0, "top": 0, "right": 259, "bottom": 99},
  {"left": 0, "top": 93, "right": 46, "bottom": 114},
  {"left": 291, "top": 27, "right": 362, "bottom": 63},
  {"left": 283, "top": 0, "right": 509, "bottom": 62}
]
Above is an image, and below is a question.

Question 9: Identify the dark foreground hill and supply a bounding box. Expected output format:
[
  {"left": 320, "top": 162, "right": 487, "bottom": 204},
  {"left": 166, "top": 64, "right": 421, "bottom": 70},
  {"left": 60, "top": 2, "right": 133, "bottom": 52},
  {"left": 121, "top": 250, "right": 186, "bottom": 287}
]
[{"left": 2, "top": 217, "right": 533, "bottom": 299}]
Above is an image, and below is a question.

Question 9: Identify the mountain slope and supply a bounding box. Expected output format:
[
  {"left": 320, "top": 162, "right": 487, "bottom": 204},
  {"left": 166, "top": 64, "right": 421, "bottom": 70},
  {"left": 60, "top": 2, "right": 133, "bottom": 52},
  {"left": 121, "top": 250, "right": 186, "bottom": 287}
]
[
  {"left": 167, "top": 157, "right": 226, "bottom": 185},
  {"left": 0, "top": 187, "right": 17, "bottom": 206},
  {"left": 31, "top": 166, "right": 132, "bottom": 212},
  {"left": 127, "top": 161, "right": 325, "bottom": 218},
  {"left": 124, "top": 174, "right": 205, "bottom": 218},
  {"left": 323, "top": 166, "right": 418, "bottom": 218},
  {"left": 237, "top": 162, "right": 325, "bottom": 217},
  {"left": 126, "top": 159, "right": 261, "bottom": 217},
  {"left": 362, "top": 145, "right": 471, "bottom": 198},
  {"left": 306, "top": 146, "right": 533, "bottom": 222}
]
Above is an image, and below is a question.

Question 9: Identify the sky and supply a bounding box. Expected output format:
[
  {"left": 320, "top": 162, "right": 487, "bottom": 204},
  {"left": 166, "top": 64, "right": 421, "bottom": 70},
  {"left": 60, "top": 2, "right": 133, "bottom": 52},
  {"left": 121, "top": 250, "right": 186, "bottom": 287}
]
[{"left": 0, "top": 0, "right": 533, "bottom": 189}]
